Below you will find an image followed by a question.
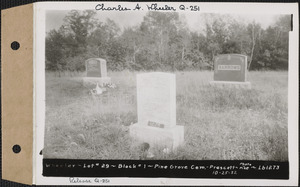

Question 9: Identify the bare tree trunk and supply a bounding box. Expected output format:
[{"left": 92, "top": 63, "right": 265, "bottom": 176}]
[
  {"left": 211, "top": 51, "right": 215, "bottom": 70},
  {"left": 248, "top": 24, "right": 256, "bottom": 70},
  {"left": 197, "top": 34, "right": 200, "bottom": 51},
  {"left": 159, "top": 28, "right": 163, "bottom": 63},
  {"left": 240, "top": 41, "right": 243, "bottom": 52},
  {"left": 97, "top": 46, "right": 100, "bottom": 57},
  {"left": 249, "top": 44, "right": 255, "bottom": 70},
  {"left": 181, "top": 46, "right": 185, "bottom": 64},
  {"left": 133, "top": 41, "right": 136, "bottom": 64}
]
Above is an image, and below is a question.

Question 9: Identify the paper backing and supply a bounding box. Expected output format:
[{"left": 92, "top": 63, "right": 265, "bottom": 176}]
[{"left": 1, "top": 4, "right": 33, "bottom": 185}]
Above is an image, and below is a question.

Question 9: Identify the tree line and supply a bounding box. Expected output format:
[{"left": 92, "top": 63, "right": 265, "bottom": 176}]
[{"left": 46, "top": 10, "right": 290, "bottom": 72}]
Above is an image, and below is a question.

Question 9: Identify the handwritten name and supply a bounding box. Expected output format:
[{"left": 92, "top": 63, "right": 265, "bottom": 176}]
[
  {"left": 147, "top": 3, "right": 176, "bottom": 11},
  {"left": 95, "top": 3, "right": 180, "bottom": 12},
  {"left": 95, "top": 4, "right": 131, "bottom": 11}
]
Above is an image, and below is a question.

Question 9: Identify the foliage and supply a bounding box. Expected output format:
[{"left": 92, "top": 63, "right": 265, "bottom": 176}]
[{"left": 46, "top": 11, "right": 291, "bottom": 71}]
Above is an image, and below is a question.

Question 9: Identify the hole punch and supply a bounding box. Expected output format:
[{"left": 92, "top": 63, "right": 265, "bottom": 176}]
[
  {"left": 11, "top": 41, "right": 20, "bottom": 50},
  {"left": 12, "top": 144, "right": 21, "bottom": 153}
]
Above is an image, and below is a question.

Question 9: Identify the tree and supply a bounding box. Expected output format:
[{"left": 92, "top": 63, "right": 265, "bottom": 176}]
[
  {"left": 45, "top": 10, "right": 291, "bottom": 72},
  {"left": 247, "top": 21, "right": 262, "bottom": 70},
  {"left": 187, "top": 32, "right": 211, "bottom": 70},
  {"left": 120, "top": 27, "right": 142, "bottom": 69},
  {"left": 62, "top": 10, "right": 97, "bottom": 55},
  {"left": 45, "top": 29, "right": 66, "bottom": 72},
  {"left": 203, "top": 14, "right": 231, "bottom": 66},
  {"left": 227, "top": 20, "right": 249, "bottom": 54},
  {"left": 138, "top": 12, "right": 184, "bottom": 70},
  {"left": 222, "top": 40, "right": 240, "bottom": 54},
  {"left": 250, "top": 15, "right": 290, "bottom": 70},
  {"left": 88, "top": 22, "right": 110, "bottom": 57}
]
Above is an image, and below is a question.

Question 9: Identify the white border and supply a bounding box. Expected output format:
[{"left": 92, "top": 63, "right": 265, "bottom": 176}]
[{"left": 34, "top": 2, "right": 299, "bottom": 186}]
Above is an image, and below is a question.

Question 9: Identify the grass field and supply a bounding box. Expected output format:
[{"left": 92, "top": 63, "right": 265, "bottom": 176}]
[{"left": 43, "top": 70, "right": 288, "bottom": 161}]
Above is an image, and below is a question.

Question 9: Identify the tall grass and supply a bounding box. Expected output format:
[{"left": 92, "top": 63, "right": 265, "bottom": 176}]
[{"left": 43, "top": 70, "right": 288, "bottom": 161}]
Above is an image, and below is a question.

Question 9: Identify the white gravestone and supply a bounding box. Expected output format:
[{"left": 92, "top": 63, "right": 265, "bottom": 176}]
[
  {"left": 83, "top": 58, "right": 111, "bottom": 86},
  {"left": 130, "top": 72, "right": 184, "bottom": 150}
]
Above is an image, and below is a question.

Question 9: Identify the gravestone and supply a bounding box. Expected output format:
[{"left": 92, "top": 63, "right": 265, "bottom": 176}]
[
  {"left": 83, "top": 58, "right": 111, "bottom": 86},
  {"left": 130, "top": 72, "right": 184, "bottom": 150},
  {"left": 210, "top": 54, "right": 251, "bottom": 89}
]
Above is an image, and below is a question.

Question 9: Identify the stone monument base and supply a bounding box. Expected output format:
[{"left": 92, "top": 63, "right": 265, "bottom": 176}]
[
  {"left": 210, "top": 81, "right": 251, "bottom": 89},
  {"left": 83, "top": 77, "right": 111, "bottom": 87},
  {"left": 129, "top": 124, "right": 184, "bottom": 150}
]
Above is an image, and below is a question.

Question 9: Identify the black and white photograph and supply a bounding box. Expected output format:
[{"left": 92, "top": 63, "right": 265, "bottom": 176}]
[{"left": 33, "top": 2, "right": 298, "bottom": 186}]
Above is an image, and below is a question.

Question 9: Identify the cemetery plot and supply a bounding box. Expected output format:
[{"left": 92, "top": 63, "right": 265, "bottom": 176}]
[
  {"left": 43, "top": 71, "right": 288, "bottom": 161},
  {"left": 43, "top": 9, "right": 291, "bottom": 160}
]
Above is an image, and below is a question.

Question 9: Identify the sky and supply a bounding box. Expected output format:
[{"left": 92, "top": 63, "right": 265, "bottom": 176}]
[{"left": 46, "top": 10, "right": 285, "bottom": 34}]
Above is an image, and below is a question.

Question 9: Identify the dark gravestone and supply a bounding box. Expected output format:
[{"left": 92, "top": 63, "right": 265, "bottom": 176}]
[
  {"left": 83, "top": 58, "right": 111, "bottom": 86},
  {"left": 214, "top": 54, "right": 247, "bottom": 82},
  {"left": 86, "top": 58, "right": 107, "bottom": 77}
]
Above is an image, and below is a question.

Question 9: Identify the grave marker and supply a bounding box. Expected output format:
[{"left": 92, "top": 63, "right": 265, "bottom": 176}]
[
  {"left": 83, "top": 58, "right": 111, "bottom": 86},
  {"left": 210, "top": 54, "right": 251, "bottom": 89},
  {"left": 130, "top": 72, "right": 184, "bottom": 150}
]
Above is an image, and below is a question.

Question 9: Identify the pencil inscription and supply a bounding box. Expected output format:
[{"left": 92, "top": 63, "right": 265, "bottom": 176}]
[
  {"left": 94, "top": 3, "right": 199, "bottom": 11},
  {"left": 95, "top": 4, "right": 131, "bottom": 11},
  {"left": 146, "top": 3, "right": 176, "bottom": 11},
  {"left": 69, "top": 177, "right": 92, "bottom": 183}
]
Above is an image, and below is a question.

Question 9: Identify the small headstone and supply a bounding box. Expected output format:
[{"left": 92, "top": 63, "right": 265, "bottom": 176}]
[
  {"left": 130, "top": 72, "right": 184, "bottom": 150},
  {"left": 83, "top": 58, "right": 111, "bottom": 87},
  {"left": 86, "top": 58, "right": 107, "bottom": 77},
  {"left": 210, "top": 54, "right": 251, "bottom": 89}
]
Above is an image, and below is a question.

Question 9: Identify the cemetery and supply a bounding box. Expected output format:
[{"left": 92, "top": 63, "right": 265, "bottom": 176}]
[
  {"left": 43, "top": 69, "right": 288, "bottom": 161},
  {"left": 43, "top": 11, "right": 289, "bottom": 161}
]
